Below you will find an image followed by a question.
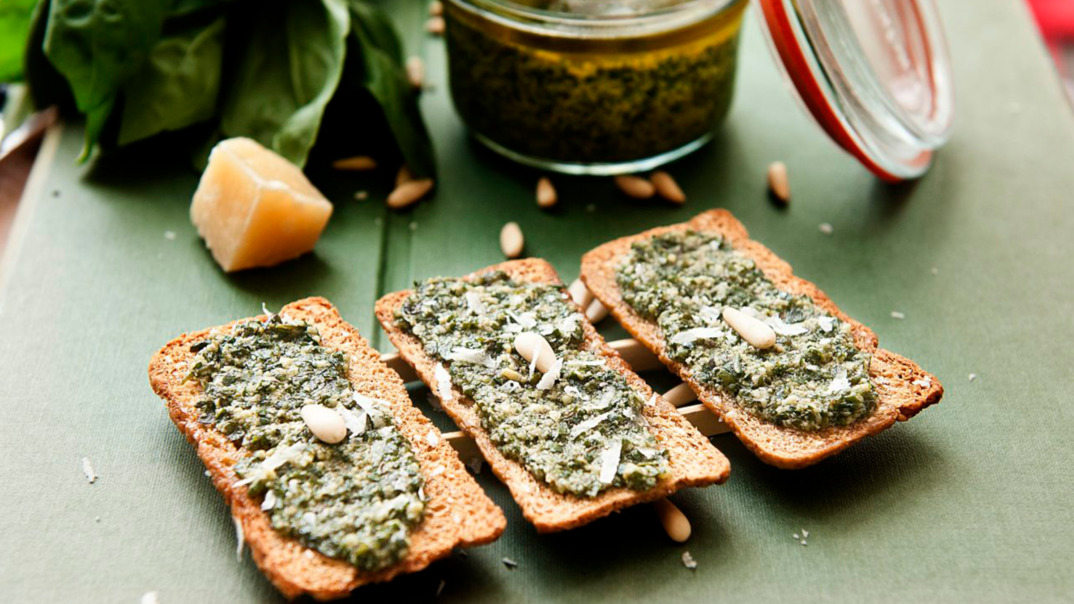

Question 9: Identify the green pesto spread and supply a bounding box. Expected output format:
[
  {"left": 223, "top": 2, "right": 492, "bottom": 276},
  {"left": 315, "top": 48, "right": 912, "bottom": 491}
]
[
  {"left": 396, "top": 272, "right": 669, "bottom": 497},
  {"left": 616, "top": 231, "right": 878, "bottom": 431},
  {"left": 445, "top": 1, "right": 745, "bottom": 164},
  {"left": 188, "top": 314, "right": 425, "bottom": 571}
]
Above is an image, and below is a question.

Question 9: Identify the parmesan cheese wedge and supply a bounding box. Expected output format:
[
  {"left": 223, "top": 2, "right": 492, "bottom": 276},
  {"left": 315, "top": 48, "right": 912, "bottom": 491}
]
[{"left": 191, "top": 138, "right": 333, "bottom": 272}]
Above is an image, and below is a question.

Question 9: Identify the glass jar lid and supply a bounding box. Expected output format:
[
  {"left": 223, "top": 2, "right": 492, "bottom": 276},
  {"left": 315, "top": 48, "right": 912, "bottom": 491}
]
[{"left": 757, "top": 0, "right": 955, "bottom": 181}]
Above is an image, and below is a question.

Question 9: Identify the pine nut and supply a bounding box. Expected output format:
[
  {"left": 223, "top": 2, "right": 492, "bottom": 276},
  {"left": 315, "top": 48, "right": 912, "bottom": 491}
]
[
  {"left": 429, "top": 0, "right": 444, "bottom": 16},
  {"left": 331, "top": 156, "right": 377, "bottom": 171},
  {"left": 396, "top": 165, "right": 414, "bottom": 187},
  {"left": 426, "top": 16, "right": 445, "bottom": 35},
  {"left": 768, "top": 161, "right": 790, "bottom": 204},
  {"left": 500, "top": 222, "right": 524, "bottom": 258},
  {"left": 586, "top": 298, "right": 609, "bottom": 323},
  {"left": 387, "top": 179, "right": 434, "bottom": 209},
  {"left": 654, "top": 498, "right": 692, "bottom": 543},
  {"left": 662, "top": 383, "right": 697, "bottom": 407},
  {"left": 650, "top": 171, "right": 685, "bottom": 203},
  {"left": 722, "top": 307, "right": 777, "bottom": 350},
  {"left": 568, "top": 278, "right": 593, "bottom": 309},
  {"left": 300, "top": 404, "right": 347, "bottom": 444},
  {"left": 406, "top": 56, "right": 425, "bottom": 89},
  {"left": 536, "top": 177, "right": 557, "bottom": 208},
  {"left": 614, "top": 175, "right": 656, "bottom": 199},
  {"left": 514, "top": 332, "right": 556, "bottom": 373}
]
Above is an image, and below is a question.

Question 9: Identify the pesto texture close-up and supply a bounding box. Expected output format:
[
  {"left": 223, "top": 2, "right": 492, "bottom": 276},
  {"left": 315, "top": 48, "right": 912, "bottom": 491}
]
[
  {"left": 444, "top": 0, "right": 745, "bottom": 165},
  {"left": 188, "top": 314, "right": 425, "bottom": 571},
  {"left": 616, "top": 231, "right": 878, "bottom": 431},
  {"left": 396, "top": 272, "right": 669, "bottom": 497}
]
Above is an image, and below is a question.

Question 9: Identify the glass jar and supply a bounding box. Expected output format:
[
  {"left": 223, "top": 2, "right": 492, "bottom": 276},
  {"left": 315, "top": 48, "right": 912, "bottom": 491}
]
[{"left": 444, "top": 0, "right": 749, "bottom": 175}]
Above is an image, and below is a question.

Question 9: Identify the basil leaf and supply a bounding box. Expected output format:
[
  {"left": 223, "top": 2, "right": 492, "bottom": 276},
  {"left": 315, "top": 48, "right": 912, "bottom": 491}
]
[
  {"left": 166, "top": 0, "right": 233, "bottom": 19},
  {"left": 43, "top": 0, "right": 167, "bottom": 160},
  {"left": 24, "top": 0, "right": 72, "bottom": 111},
  {"left": 0, "top": 0, "right": 36, "bottom": 82},
  {"left": 347, "top": 0, "right": 401, "bottom": 64},
  {"left": 220, "top": 0, "right": 349, "bottom": 167},
  {"left": 117, "top": 16, "right": 224, "bottom": 146},
  {"left": 350, "top": 1, "right": 436, "bottom": 178}
]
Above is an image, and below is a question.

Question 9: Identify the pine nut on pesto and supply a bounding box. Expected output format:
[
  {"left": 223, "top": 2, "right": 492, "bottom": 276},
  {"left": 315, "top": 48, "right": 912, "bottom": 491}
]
[
  {"left": 396, "top": 272, "right": 670, "bottom": 497},
  {"left": 443, "top": 0, "right": 747, "bottom": 173},
  {"left": 188, "top": 314, "right": 425, "bottom": 571},
  {"left": 616, "top": 231, "right": 878, "bottom": 431}
]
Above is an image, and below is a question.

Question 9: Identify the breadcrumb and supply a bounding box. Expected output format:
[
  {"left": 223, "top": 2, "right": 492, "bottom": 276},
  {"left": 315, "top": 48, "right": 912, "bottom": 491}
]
[{"left": 81, "top": 457, "right": 97, "bottom": 484}]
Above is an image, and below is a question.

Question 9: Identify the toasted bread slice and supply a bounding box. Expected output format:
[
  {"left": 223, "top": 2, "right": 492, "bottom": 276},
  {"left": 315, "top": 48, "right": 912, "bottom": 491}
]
[
  {"left": 375, "top": 259, "right": 730, "bottom": 533},
  {"left": 148, "top": 297, "right": 505, "bottom": 600},
  {"left": 580, "top": 210, "right": 943, "bottom": 469}
]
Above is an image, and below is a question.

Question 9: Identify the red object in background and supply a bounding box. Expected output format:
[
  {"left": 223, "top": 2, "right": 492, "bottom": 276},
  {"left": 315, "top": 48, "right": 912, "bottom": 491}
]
[{"left": 1025, "top": 0, "right": 1074, "bottom": 102}]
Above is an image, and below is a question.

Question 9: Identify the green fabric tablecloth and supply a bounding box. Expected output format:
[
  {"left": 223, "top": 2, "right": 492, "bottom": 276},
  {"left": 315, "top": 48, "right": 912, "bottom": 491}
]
[{"left": 2, "top": 0, "right": 1072, "bottom": 601}]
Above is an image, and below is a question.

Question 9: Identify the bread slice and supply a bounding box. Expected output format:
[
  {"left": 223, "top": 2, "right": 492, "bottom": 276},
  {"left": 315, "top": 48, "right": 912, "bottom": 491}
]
[
  {"left": 375, "top": 259, "right": 730, "bottom": 533},
  {"left": 580, "top": 210, "right": 943, "bottom": 469},
  {"left": 148, "top": 297, "right": 505, "bottom": 600}
]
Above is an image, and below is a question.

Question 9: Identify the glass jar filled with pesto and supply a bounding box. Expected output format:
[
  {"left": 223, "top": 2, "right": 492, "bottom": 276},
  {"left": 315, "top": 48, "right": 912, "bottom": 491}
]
[
  {"left": 444, "top": 0, "right": 748, "bottom": 174},
  {"left": 444, "top": 0, "right": 957, "bottom": 180}
]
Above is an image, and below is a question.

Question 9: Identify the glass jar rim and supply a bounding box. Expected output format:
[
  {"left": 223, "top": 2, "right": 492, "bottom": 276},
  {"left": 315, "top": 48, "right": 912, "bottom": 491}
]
[{"left": 449, "top": 0, "right": 744, "bottom": 38}]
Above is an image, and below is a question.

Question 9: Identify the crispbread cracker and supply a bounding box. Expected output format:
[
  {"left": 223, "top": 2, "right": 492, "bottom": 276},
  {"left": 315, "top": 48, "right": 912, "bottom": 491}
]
[
  {"left": 375, "top": 259, "right": 730, "bottom": 533},
  {"left": 580, "top": 210, "right": 943, "bottom": 469},
  {"left": 148, "top": 297, "right": 505, "bottom": 600}
]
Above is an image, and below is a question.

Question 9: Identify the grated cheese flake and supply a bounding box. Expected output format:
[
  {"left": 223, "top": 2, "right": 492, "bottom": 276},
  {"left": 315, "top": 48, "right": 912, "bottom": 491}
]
[
  {"left": 260, "top": 489, "right": 277, "bottom": 511},
  {"left": 598, "top": 439, "right": 622, "bottom": 484},
  {"left": 670, "top": 327, "right": 725, "bottom": 346},
  {"left": 891, "top": 311, "right": 906, "bottom": 320},
  {"left": 233, "top": 516, "right": 245, "bottom": 562},
  {"left": 968, "top": 373, "right": 977, "bottom": 382},
  {"left": 140, "top": 592, "right": 160, "bottom": 604},
  {"left": 465, "top": 291, "right": 486, "bottom": 317},
  {"left": 337, "top": 404, "right": 367, "bottom": 436},
  {"left": 445, "top": 347, "right": 495, "bottom": 367},
  {"left": 434, "top": 363, "right": 454, "bottom": 402},
  {"left": 81, "top": 457, "right": 97, "bottom": 484},
  {"left": 502, "top": 557, "right": 518, "bottom": 569},
  {"left": 817, "top": 316, "right": 835, "bottom": 333},
  {"left": 766, "top": 316, "right": 809, "bottom": 336},
  {"left": 681, "top": 551, "right": 698, "bottom": 570},
  {"left": 827, "top": 367, "right": 850, "bottom": 394},
  {"left": 570, "top": 411, "right": 612, "bottom": 438},
  {"left": 819, "top": 222, "right": 834, "bottom": 235},
  {"left": 436, "top": 580, "right": 446, "bottom": 597},
  {"left": 528, "top": 347, "right": 540, "bottom": 380},
  {"left": 536, "top": 359, "right": 563, "bottom": 391},
  {"left": 427, "top": 430, "right": 440, "bottom": 447}
]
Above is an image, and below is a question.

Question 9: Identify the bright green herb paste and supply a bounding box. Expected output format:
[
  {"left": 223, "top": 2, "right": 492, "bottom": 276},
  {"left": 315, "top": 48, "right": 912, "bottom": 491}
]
[
  {"left": 444, "top": 0, "right": 746, "bottom": 165},
  {"left": 616, "top": 231, "right": 878, "bottom": 431},
  {"left": 189, "top": 314, "right": 425, "bottom": 571},
  {"left": 396, "top": 272, "right": 669, "bottom": 497}
]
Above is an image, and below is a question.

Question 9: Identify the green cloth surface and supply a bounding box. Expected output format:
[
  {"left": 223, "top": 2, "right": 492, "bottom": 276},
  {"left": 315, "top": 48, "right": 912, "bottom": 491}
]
[{"left": 2, "top": 0, "right": 1073, "bottom": 601}]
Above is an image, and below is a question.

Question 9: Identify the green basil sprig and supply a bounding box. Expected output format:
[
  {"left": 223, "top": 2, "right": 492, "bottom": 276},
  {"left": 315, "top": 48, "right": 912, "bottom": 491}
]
[{"left": 21, "top": 0, "right": 435, "bottom": 177}]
